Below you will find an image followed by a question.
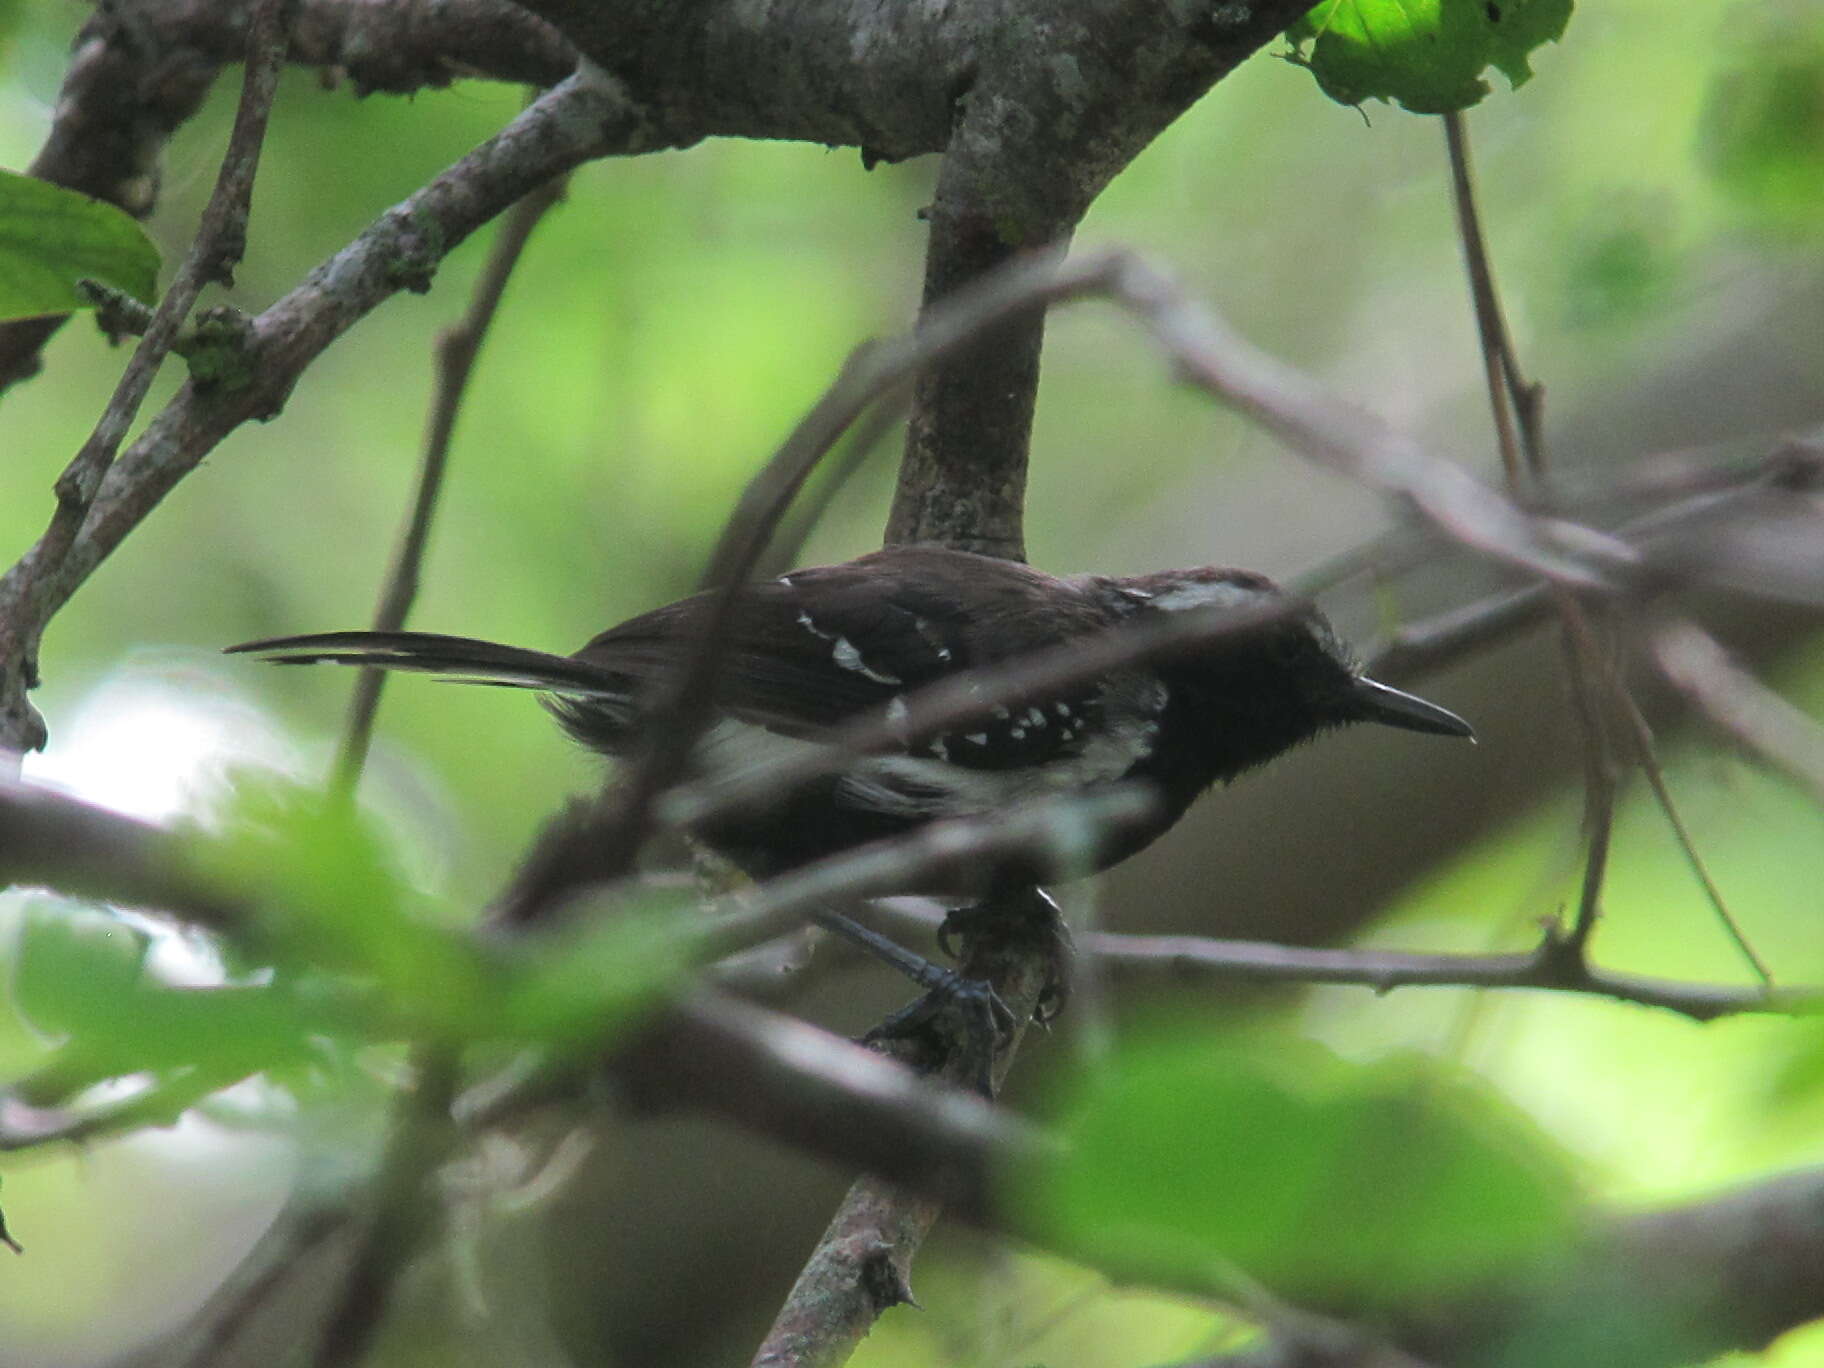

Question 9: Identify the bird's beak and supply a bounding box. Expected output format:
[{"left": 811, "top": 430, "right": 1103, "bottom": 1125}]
[{"left": 1350, "top": 676, "right": 1476, "bottom": 739}]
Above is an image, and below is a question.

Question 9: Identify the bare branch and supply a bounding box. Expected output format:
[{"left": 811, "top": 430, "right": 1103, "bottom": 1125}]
[
  {"left": 0, "top": 0, "right": 294, "bottom": 761},
  {"left": 1441, "top": 111, "right": 1543, "bottom": 485},
  {"left": 1653, "top": 618, "right": 1824, "bottom": 804},
  {"left": 863, "top": 901, "right": 1808, "bottom": 1021},
  {"left": 0, "top": 777, "right": 240, "bottom": 934}
]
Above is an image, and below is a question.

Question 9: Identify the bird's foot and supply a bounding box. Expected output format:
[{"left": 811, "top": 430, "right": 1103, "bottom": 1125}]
[
  {"left": 937, "top": 887, "right": 1075, "bottom": 1025},
  {"left": 861, "top": 971, "right": 1016, "bottom": 1094}
]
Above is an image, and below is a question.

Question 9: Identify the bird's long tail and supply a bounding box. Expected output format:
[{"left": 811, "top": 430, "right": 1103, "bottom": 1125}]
[{"left": 225, "top": 630, "right": 625, "bottom": 698}]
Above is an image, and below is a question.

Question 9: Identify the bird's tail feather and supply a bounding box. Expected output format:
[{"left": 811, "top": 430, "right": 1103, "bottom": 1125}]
[{"left": 225, "top": 630, "right": 627, "bottom": 699}]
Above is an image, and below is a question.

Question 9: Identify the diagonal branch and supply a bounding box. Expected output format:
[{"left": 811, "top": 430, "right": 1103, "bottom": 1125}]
[
  {"left": 0, "top": 67, "right": 659, "bottom": 756},
  {"left": 0, "top": 0, "right": 578, "bottom": 395},
  {"left": 0, "top": 0, "right": 295, "bottom": 763}
]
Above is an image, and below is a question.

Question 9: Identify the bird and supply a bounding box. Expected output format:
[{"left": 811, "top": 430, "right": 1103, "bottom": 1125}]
[{"left": 227, "top": 545, "right": 1472, "bottom": 888}]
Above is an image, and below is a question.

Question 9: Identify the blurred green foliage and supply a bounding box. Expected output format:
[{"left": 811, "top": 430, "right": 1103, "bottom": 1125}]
[
  {"left": 1699, "top": 14, "right": 1824, "bottom": 236},
  {"left": 3, "top": 0, "right": 1824, "bottom": 1363},
  {"left": 1021, "top": 1027, "right": 1578, "bottom": 1306},
  {"left": 6, "top": 776, "right": 690, "bottom": 1114}
]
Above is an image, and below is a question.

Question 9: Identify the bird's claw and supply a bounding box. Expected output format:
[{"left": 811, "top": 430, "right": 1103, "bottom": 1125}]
[
  {"left": 936, "top": 891, "right": 1075, "bottom": 1027},
  {"left": 862, "top": 970, "right": 1015, "bottom": 1094}
]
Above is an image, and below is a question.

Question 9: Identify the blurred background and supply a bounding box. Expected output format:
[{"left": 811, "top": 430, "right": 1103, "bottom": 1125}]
[{"left": 3, "top": 0, "right": 1824, "bottom": 1363}]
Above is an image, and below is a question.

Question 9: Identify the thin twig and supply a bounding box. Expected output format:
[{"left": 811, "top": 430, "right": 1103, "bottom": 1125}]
[
  {"left": 176, "top": 1194, "right": 357, "bottom": 1368},
  {"left": 860, "top": 901, "right": 1814, "bottom": 1022},
  {"left": 1614, "top": 686, "right": 1776, "bottom": 986},
  {"left": 34, "top": 0, "right": 293, "bottom": 601},
  {"left": 1556, "top": 606, "right": 1619, "bottom": 953},
  {"left": 756, "top": 398, "right": 905, "bottom": 580},
  {"left": 1549, "top": 601, "right": 1773, "bottom": 984},
  {"left": 332, "top": 172, "right": 569, "bottom": 795},
  {"left": 1442, "top": 112, "right": 1530, "bottom": 487},
  {"left": 688, "top": 786, "right": 1156, "bottom": 963},
  {"left": 311, "top": 1047, "right": 462, "bottom": 1368},
  {"left": 1366, "top": 445, "right": 1824, "bottom": 680},
  {"left": 0, "top": 0, "right": 294, "bottom": 763},
  {"left": 1653, "top": 618, "right": 1824, "bottom": 805},
  {"left": 1441, "top": 111, "right": 1625, "bottom": 962}
]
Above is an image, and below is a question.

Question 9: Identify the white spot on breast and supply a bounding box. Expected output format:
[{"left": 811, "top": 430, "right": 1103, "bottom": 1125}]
[
  {"left": 1009, "top": 727, "right": 1026, "bottom": 740},
  {"left": 885, "top": 695, "right": 910, "bottom": 738},
  {"left": 991, "top": 704, "right": 1010, "bottom": 721},
  {"left": 964, "top": 732, "right": 988, "bottom": 746},
  {"left": 1024, "top": 707, "right": 1046, "bottom": 728}
]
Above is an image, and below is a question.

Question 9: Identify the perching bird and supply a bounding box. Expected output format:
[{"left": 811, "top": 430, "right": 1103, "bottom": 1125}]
[{"left": 228, "top": 545, "right": 1472, "bottom": 886}]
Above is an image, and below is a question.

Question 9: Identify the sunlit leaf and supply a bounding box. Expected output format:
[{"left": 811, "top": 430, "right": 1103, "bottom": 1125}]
[
  {"left": 0, "top": 169, "right": 160, "bottom": 321},
  {"left": 10, "top": 908, "right": 332, "bottom": 1101},
  {"left": 1285, "top": 0, "right": 1572, "bottom": 114},
  {"left": 11, "top": 907, "right": 150, "bottom": 1040},
  {"left": 198, "top": 775, "right": 490, "bottom": 1036},
  {"left": 1017, "top": 1028, "right": 1580, "bottom": 1307}
]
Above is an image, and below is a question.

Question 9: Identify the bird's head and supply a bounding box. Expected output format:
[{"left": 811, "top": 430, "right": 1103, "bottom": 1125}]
[{"left": 1098, "top": 565, "right": 1473, "bottom": 778}]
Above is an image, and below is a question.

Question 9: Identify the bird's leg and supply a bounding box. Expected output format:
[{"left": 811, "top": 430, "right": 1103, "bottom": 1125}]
[
  {"left": 813, "top": 911, "right": 1013, "bottom": 1090},
  {"left": 841, "top": 886, "right": 1073, "bottom": 1094},
  {"left": 936, "top": 886, "right": 1074, "bottom": 1023}
]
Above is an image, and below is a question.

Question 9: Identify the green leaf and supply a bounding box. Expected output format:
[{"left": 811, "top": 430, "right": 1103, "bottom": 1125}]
[
  {"left": 1285, "top": 0, "right": 1573, "bottom": 114},
  {"left": 1016, "top": 1029, "right": 1579, "bottom": 1307},
  {"left": 11, "top": 908, "right": 331, "bottom": 1102},
  {"left": 11, "top": 907, "right": 151, "bottom": 1039},
  {"left": 0, "top": 169, "right": 160, "bottom": 321}
]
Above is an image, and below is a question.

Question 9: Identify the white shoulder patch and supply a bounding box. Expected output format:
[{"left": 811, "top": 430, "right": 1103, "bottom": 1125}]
[{"left": 1147, "top": 578, "right": 1273, "bottom": 614}]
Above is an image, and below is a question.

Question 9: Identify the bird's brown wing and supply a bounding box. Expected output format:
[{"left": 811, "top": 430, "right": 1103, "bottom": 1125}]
[{"left": 567, "top": 548, "right": 1115, "bottom": 767}]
